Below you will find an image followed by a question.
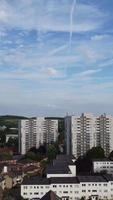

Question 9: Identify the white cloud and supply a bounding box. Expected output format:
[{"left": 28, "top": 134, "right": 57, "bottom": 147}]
[
  {"left": 91, "top": 34, "right": 110, "bottom": 41},
  {"left": 0, "top": 1, "right": 106, "bottom": 33},
  {"left": 76, "top": 69, "right": 102, "bottom": 78}
]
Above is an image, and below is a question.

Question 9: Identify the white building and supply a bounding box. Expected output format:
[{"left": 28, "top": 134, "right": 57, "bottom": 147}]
[
  {"left": 65, "top": 113, "right": 96, "bottom": 158},
  {"left": 21, "top": 155, "right": 113, "bottom": 200},
  {"left": 93, "top": 159, "right": 113, "bottom": 174},
  {"left": 95, "top": 114, "right": 113, "bottom": 157},
  {"left": 18, "top": 118, "right": 58, "bottom": 155},
  {"left": 65, "top": 113, "right": 113, "bottom": 158}
]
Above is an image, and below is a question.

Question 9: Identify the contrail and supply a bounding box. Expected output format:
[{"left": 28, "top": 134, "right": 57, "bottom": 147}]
[{"left": 69, "top": 0, "right": 77, "bottom": 48}]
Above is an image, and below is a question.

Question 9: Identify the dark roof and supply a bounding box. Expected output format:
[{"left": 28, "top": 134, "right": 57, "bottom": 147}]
[
  {"left": 41, "top": 190, "right": 61, "bottom": 200},
  {"left": 22, "top": 175, "right": 113, "bottom": 185},
  {"left": 92, "top": 159, "right": 111, "bottom": 162},
  {"left": 46, "top": 164, "right": 70, "bottom": 174},
  {"left": 22, "top": 176, "right": 50, "bottom": 185},
  {"left": 51, "top": 177, "right": 78, "bottom": 184},
  {"left": 102, "top": 174, "right": 113, "bottom": 181},
  {"left": 77, "top": 176, "right": 107, "bottom": 182},
  {"left": 13, "top": 155, "right": 24, "bottom": 161},
  {"left": 56, "top": 155, "right": 75, "bottom": 161},
  {"left": 46, "top": 155, "right": 75, "bottom": 175}
]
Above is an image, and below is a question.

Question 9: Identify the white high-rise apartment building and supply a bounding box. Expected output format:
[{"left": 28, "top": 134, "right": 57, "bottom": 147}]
[
  {"left": 18, "top": 118, "right": 58, "bottom": 155},
  {"left": 65, "top": 113, "right": 113, "bottom": 158},
  {"left": 95, "top": 114, "right": 113, "bottom": 157},
  {"left": 65, "top": 113, "right": 96, "bottom": 158}
]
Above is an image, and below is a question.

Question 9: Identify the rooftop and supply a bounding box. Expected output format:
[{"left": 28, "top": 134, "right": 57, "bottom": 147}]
[
  {"left": 22, "top": 176, "right": 50, "bottom": 185},
  {"left": 41, "top": 190, "right": 61, "bottom": 200},
  {"left": 22, "top": 174, "right": 113, "bottom": 185},
  {"left": 46, "top": 155, "right": 75, "bottom": 175}
]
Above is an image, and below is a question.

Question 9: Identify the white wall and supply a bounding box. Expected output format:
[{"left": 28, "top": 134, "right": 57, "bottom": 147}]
[
  {"left": 93, "top": 161, "right": 113, "bottom": 174},
  {"left": 21, "top": 181, "right": 113, "bottom": 200}
]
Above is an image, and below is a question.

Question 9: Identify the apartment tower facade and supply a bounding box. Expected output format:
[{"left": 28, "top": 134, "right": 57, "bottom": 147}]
[
  {"left": 65, "top": 113, "right": 113, "bottom": 158},
  {"left": 18, "top": 118, "right": 58, "bottom": 155}
]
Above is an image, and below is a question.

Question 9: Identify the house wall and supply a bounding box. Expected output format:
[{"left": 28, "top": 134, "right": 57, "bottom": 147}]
[
  {"left": 21, "top": 181, "right": 113, "bottom": 200},
  {"left": 93, "top": 161, "right": 113, "bottom": 174}
]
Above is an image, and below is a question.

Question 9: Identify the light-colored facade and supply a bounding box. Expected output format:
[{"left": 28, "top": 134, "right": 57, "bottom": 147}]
[
  {"left": 95, "top": 114, "right": 113, "bottom": 157},
  {"left": 65, "top": 113, "right": 96, "bottom": 158},
  {"left": 21, "top": 155, "right": 113, "bottom": 200},
  {"left": 65, "top": 113, "right": 113, "bottom": 158},
  {"left": 93, "top": 160, "right": 113, "bottom": 174},
  {"left": 19, "top": 118, "right": 58, "bottom": 154},
  {"left": 21, "top": 177, "right": 113, "bottom": 200}
]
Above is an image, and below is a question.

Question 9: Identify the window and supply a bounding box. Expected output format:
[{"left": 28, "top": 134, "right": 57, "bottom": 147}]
[
  {"left": 92, "top": 190, "right": 97, "bottom": 192},
  {"left": 104, "top": 184, "right": 107, "bottom": 186},
  {"left": 41, "top": 186, "right": 43, "bottom": 188},
  {"left": 53, "top": 185, "right": 57, "bottom": 188},
  {"left": 82, "top": 184, "right": 86, "bottom": 186},
  {"left": 34, "top": 186, "right": 36, "bottom": 189},
  {"left": 24, "top": 186, "right": 27, "bottom": 189},
  {"left": 104, "top": 190, "right": 108, "bottom": 192},
  {"left": 75, "top": 191, "right": 79, "bottom": 194},
  {"left": 30, "top": 193, "right": 32, "bottom": 195},
  {"left": 23, "top": 193, "right": 27, "bottom": 195},
  {"left": 34, "top": 192, "right": 39, "bottom": 195},
  {"left": 88, "top": 190, "right": 91, "bottom": 192},
  {"left": 63, "top": 191, "right": 68, "bottom": 193},
  {"left": 37, "top": 186, "right": 39, "bottom": 188},
  {"left": 82, "top": 190, "right": 86, "bottom": 192},
  {"left": 70, "top": 191, "right": 72, "bottom": 193},
  {"left": 70, "top": 185, "right": 72, "bottom": 187}
]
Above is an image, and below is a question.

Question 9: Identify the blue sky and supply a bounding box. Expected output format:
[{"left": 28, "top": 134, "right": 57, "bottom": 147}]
[{"left": 0, "top": 0, "right": 113, "bottom": 116}]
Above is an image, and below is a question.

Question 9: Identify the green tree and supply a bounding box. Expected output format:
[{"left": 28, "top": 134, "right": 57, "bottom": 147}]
[
  {"left": 86, "top": 147, "right": 105, "bottom": 159},
  {"left": 109, "top": 151, "right": 113, "bottom": 160},
  {"left": 1, "top": 152, "right": 13, "bottom": 160},
  {"left": 26, "top": 151, "right": 37, "bottom": 160},
  {"left": 26, "top": 151, "right": 42, "bottom": 161},
  {"left": 0, "top": 131, "right": 6, "bottom": 146},
  {"left": 47, "top": 144, "right": 58, "bottom": 161}
]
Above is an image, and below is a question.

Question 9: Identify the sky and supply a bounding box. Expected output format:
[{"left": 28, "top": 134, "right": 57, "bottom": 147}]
[{"left": 0, "top": 0, "right": 113, "bottom": 117}]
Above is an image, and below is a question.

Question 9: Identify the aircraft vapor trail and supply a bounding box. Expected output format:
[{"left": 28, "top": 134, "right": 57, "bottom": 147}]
[{"left": 69, "top": 0, "right": 77, "bottom": 48}]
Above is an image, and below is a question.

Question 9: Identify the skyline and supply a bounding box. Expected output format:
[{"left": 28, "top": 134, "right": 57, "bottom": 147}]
[{"left": 0, "top": 0, "right": 113, "bottom": 116}]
